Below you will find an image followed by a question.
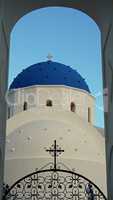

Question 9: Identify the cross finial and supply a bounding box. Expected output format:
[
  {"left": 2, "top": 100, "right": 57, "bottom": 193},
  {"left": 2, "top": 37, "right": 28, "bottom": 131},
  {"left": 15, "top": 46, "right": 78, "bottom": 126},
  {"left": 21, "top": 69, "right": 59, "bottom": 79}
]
[
  {"left": 46, "top": 140, "right": 64, "bottom": 170},
  {"left": 47, "top": 53, "right": 53, "bottom": 61}
]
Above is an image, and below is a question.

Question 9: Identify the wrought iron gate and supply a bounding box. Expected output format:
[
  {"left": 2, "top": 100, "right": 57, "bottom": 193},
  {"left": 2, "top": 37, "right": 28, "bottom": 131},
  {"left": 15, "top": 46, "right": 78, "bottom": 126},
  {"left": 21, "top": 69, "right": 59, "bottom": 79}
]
[
  {"left": 3, "top": 168, "right": 107, "bottom": 200},
  {"left": 3, "top": 140, "right": 107, "bottom": 200}
]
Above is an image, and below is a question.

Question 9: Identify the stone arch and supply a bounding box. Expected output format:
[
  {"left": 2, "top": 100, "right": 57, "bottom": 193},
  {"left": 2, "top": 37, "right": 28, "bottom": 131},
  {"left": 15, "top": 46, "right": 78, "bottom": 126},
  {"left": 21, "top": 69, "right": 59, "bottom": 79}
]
[
  {"left": 6, "top": 0, "right": 103, "bottom": 36},
  {"left": 1, "top": 1, "right": 113, "bottom": 199}
]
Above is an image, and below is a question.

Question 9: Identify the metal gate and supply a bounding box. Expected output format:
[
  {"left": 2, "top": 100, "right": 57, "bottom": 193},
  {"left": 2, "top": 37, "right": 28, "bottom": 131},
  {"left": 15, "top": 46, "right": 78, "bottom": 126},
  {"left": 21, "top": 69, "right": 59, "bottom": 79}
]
[
  {"left": 3, "top": 168, "right": 107, "bottom": 200},
  {"left": 3, "top": 140, "right": 107, "bottom": 200}
]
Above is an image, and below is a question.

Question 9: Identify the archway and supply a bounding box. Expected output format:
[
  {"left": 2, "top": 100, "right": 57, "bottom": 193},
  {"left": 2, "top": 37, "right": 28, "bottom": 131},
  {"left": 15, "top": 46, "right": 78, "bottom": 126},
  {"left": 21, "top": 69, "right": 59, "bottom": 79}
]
[
  {"left": 5, "top": 0, "right": 102, "bottom": 33},
  {"left": 9, "top": 7, "right": 103, "bottom": 128},
  {"left": 6, "top": 5, "right": 105, "bottom": 194},
  {"left": 1, "top": 1, "right": 113, "bottom": 199}
]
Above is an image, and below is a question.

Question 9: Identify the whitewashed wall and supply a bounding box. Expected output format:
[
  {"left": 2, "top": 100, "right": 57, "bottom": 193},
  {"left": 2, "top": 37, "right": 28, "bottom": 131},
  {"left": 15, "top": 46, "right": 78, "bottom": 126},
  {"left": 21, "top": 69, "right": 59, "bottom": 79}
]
[
  {"left": 7, "top": 86, "right": 95, "bottom": 124},
  {"left": 5, "top": 109, "right": 106, "bottom": 193}
]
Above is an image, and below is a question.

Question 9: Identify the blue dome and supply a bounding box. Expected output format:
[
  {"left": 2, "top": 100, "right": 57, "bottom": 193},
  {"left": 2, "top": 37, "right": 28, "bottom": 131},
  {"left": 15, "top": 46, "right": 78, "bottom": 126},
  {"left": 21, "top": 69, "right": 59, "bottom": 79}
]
[{"left": 10, "top": 61, "right": 90, "bottom": 93}]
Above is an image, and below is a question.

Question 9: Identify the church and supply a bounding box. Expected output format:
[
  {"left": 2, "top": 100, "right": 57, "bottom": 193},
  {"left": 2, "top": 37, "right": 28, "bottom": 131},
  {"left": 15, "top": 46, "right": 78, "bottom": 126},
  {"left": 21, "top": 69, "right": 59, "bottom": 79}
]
[{"left": 4, "top": 58, "right": 106, "bottom": 199}]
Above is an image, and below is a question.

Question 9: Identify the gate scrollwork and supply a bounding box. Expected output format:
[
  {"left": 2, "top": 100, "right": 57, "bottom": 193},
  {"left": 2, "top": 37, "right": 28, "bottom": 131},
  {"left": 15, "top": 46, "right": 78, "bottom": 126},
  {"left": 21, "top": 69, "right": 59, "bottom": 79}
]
[{"left": 3, "top": 140, "right": 107, "bottom": 200}]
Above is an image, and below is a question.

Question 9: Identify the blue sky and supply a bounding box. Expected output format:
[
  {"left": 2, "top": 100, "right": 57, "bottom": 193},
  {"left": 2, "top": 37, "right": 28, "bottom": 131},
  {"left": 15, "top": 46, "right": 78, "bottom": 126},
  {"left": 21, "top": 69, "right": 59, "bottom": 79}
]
[{"left": 9, "top": 7, "right": 104, "bottom": 128}]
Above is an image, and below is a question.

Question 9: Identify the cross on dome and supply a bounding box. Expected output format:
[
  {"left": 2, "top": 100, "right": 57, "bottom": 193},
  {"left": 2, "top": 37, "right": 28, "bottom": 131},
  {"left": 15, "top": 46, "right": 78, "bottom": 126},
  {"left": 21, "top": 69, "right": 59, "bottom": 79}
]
[{"left": 47, "top": 53, "right": 53, "bottom": 61}]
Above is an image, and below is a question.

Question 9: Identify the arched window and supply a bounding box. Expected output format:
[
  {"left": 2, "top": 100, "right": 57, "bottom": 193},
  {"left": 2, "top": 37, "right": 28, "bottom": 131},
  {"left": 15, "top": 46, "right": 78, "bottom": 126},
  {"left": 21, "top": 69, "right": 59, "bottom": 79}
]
[
  {"left": 23, "top": 101, "right": 28, "bottom": 111},
  {"left": 70, "top": 102, "right": 76, "bottom": 112},
  {"left": 88, "top": 107, "right": 91, "bottom": 123},
  {"left": 46, "top": 100, "right": 52, "bottom": 107}
]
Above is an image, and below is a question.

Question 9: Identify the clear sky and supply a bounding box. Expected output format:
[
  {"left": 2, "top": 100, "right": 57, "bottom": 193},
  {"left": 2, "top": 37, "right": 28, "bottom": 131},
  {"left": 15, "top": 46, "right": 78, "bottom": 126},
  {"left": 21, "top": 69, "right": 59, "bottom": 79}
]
[{"left": 9, "top": 7, "right": 104, "bottom": 128}]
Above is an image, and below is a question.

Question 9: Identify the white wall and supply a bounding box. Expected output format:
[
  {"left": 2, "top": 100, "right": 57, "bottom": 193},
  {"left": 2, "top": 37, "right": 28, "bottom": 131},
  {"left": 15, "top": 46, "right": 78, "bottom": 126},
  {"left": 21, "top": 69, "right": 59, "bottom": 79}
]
[
  {"left": 5, "top": 109, "right": 106, "bottom": 193},
  {"left": 5, "top": 157, "right": 106, "bottom": 194},
  {"left": 7, "top": 85, "right": 95, "bottom": 124}
]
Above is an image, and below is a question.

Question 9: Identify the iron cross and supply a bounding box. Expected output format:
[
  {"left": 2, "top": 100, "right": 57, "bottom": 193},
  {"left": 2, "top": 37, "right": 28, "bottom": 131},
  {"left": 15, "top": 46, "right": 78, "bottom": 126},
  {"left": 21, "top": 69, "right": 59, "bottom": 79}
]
[{"left": 46, "top": 140, "right": 64, "bottom": 170}]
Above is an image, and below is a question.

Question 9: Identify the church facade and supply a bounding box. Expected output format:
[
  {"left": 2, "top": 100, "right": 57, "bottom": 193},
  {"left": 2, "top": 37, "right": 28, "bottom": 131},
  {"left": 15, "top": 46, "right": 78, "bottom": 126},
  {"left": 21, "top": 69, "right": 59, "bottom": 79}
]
[{"left": 4, "top": 60, "right": 106, "bottom": 197}]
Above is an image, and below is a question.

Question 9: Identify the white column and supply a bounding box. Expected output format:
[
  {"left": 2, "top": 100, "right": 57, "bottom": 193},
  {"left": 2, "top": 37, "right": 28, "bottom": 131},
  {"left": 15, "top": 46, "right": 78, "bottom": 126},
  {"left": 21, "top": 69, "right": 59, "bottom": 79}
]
[
  {"left": 101, "top": 18, "right": 113, "bottom": 199},
  {"left": 0, "top": 2, "right": 9, "bottom": 198}
]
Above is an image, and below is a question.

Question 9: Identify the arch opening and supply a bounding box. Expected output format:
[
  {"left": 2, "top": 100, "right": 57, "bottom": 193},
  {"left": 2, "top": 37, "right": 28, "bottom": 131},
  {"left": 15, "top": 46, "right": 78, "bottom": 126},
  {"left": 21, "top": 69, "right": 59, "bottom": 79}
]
[
  {"left": 6, "top": 6, "right": 106, "bottom": 195},
  {"left": 9, "top": 7, "right": 104, "bottom": 128}
]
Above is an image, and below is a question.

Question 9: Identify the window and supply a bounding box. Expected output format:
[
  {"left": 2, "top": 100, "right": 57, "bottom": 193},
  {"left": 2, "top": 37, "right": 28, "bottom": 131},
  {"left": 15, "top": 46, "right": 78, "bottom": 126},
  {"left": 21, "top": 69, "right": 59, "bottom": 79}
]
[
  {"left": 88, "top": 107, "right": 91, "bottom": 123},
  {"left": 8, "top": 107, "right": 10, "bottom": 118},
  {"left": 70, "top": 102, "right": 76, "bottom": 112},
  {"left": 23, "top": 102, "right": 28, "bottom": 111},
  {"left": 46, "top": 100, "right": 52, "bottom": 107}
]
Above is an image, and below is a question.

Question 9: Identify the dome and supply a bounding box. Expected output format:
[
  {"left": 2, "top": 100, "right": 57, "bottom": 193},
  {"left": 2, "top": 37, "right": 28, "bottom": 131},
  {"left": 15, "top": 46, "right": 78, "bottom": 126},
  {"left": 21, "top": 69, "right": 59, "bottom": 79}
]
[{"left": 10, "top": 61, "right": 90, "bottom": 93}]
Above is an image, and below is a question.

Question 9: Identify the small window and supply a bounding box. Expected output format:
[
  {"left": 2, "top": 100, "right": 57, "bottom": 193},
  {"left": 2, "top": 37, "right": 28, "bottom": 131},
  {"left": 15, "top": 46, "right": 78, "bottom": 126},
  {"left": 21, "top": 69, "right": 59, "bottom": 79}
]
[
  {"left": 46, "top": 100, "right": 52, "bottom": 107},
  {"left": 88, "top": 107, "right": 91, "bottom": 123},
  {"left": 70, "top": 102, "right": 76, "bottom": 112},
  {"left": 8, "top": 107, "right": 10, "bottom": 118},
  {"left": 23, "top": 102, "right": 28, "bottom": 111}
]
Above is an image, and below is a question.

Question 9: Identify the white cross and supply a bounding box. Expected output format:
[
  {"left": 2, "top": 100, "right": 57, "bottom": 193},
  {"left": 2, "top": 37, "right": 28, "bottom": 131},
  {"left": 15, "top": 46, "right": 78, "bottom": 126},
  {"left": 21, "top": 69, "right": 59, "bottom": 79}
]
[{"left": 47, "top": 53, "right": 53, "bottom": 60}]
